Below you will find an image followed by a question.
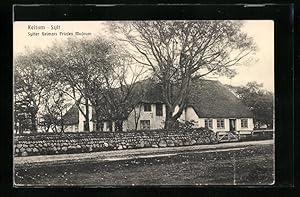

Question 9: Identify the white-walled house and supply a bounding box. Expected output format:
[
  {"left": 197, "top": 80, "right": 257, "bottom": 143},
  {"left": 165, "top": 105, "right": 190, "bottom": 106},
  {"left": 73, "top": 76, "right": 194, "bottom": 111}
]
[
  {"left": 63, "top": 100, "right": 94, "bottom": 132},
  {"left": 63, "top": 79, "right": 254, "bottom": 133},
  {"left": 126, "top": 103, "right": 166, "bottom": 131}
]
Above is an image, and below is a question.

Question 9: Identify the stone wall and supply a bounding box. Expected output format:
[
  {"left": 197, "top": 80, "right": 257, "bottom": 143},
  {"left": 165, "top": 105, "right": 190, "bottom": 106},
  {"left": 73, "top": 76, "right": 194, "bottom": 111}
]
[{"left": 14, "top": 128, "right": 217, "bottom": 157}]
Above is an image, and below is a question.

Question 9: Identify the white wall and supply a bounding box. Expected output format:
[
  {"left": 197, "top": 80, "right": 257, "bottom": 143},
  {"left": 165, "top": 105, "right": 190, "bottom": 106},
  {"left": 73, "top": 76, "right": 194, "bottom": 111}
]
[
  {"left": 101, "top": 121, "right": 112, "bottom": 132},
  {"left": 75, "top": 101, "right": 254, "bottom": 133},
  {"left": 127, "top": 103, "right": 166, "bottom": 131},
  {"left": 201, "top": 118, "right": 254, "bottom": 133},
  {"left": 103, "top": 122, "right": 108, "bottom": 131},
  {"left": 174, "top": 105, "right": 186, "bottom": 122},
  {"left": 184, "top": 107, "right": 201, "bottom": 127},
  {"left": 182, "top": 106, "right": 254, "bottom": 133},
  {"left": 99, "top": 120, "right": 127, "bottom": 132},
  {"left": 236, "top": 118, "right": 254, "bottom": 132},
  {"left": 122, "top": 120, "right": 128, "bottom": 132},
  {"left": 78, "top": 101, "right": 94, "bottom": 132}
]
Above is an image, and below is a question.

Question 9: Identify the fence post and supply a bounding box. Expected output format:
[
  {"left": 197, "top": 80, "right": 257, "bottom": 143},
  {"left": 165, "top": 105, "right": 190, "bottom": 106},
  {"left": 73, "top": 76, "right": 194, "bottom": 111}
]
[
  {"left": 216, "top": 132, "right": 219, "bottom": 142},
  {"left": 238, "top": 131, "right": 240, "bottom": 141}
]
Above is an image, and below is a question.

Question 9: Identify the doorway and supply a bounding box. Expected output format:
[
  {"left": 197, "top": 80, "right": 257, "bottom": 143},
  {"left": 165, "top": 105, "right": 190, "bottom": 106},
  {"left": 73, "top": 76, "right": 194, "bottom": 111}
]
[{"left": 229, "top": 119, "right": 236, "bottom": 131}]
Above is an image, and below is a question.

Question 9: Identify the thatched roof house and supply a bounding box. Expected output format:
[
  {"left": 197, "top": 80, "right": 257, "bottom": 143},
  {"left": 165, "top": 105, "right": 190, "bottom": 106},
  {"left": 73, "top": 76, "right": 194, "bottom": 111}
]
[
  {"left": 188, "top": 79, "right": 253, "bottom": 118},
  {"left": 63, "top": 79, "right": 254, "bottom": 132}
]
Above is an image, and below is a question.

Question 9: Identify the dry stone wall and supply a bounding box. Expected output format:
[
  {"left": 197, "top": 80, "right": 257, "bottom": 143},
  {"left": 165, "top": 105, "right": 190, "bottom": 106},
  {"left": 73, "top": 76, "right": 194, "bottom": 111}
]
[{"left": 14, "top": 128, "right": 218, "bottom": 157}]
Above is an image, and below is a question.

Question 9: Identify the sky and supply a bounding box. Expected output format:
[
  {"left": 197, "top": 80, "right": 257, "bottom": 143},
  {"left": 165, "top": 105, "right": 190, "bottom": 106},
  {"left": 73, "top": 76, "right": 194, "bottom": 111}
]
[{"left": 14, "top": 20, "right": 274, "bottom": 92}]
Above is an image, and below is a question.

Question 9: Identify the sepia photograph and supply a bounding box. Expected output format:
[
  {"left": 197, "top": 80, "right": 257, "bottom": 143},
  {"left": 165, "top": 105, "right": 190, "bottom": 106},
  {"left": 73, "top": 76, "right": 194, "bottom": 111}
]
[{"left": 13, "top": 20, "right": 275, "bottom": 186}]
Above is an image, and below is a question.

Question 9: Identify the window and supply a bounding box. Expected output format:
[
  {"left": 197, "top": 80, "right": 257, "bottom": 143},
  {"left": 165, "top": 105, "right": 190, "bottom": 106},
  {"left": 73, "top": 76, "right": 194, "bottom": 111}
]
[
  {"left": 217, "top": 119, "right": 225, "bottom": 129},
  {"left": 241, "top": 119, "right": 248, "bottom": 128},
  {"left": 205, "top": 119, "right": 213, "bottom": 129},
  {"left": 140, "top": 120, "right": 150, "bottom": 130},
  {"left": 156, "top": 103, "right": 163, "bottom": 116},
  {"left": 144, "top": 104, "right": 151, "bottom": 112}
]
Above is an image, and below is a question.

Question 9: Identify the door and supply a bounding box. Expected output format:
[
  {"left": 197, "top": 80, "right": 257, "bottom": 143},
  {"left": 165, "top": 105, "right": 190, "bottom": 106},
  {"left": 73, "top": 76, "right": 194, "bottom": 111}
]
[{"left": 229, "top": 119, "right": 236, "bottom": 131}]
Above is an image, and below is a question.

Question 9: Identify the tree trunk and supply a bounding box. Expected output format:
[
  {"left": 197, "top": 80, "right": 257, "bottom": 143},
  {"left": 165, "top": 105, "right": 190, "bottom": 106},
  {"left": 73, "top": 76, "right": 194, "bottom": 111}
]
[
  {"left": 163, "top": 76, "right": 190, "bottom": 130},
  {"left": 133, "top": 106, "right": 141, "bottom": 131},
  {"left": 18, "top": 121, "right": 24, "bottom": 134},
  {"left": 164, "top": 95, "right": 187, "bottom": 130},
  {"left": 58, "top": 110, "right": 64, "bottom": 133},
  {"left": 164, "top": 105, "right": 177, "bottom": 129},
  {"left": 53, "top": 125, "right": 58, "bottom": 133},
  {"left": 84, "top": 98, "right": 90, "bottom": 132},
  {"left": 115, "top": 120, "right": 123, "bottom": 132},
  {"left": 30, "top": 110, "right": 38, "bottom": 133},
  {"left": 60, "top": 120, "right": 64, "bottom": 133},
  {"left": 164, "top": 117, "right": 178, "bottom": 129},
  {"left": 94, "top": 99, "right": 102, "bottom": 132},
  {"left": 134, "top": 119, "right": 139, "bottom": 131},
  {"left": 95, "top": 109, "right": 101, "bottom": 132},
  {"left": 46, "top": 125, "right": 50, "bottom": 133}
]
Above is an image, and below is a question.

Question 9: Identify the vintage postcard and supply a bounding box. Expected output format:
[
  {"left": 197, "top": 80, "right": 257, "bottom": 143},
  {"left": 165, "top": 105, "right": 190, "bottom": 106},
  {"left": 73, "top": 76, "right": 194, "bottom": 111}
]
[{"left": 13, "top": 19, "right": 275, "bottom": 186}]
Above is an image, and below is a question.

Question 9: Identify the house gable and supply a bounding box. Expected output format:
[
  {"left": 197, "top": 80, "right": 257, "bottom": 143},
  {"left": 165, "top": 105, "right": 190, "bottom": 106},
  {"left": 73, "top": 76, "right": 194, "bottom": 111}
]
[
  {"left": 62, "top": 104, "right": 79, "bottom": 125},
  {"left": 126, "top": 103, "right": 166, "bottom": 131}
]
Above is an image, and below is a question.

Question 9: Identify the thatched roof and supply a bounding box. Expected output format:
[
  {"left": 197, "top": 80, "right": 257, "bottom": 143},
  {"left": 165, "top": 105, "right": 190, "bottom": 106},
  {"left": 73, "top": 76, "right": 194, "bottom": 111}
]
[
  {"left": 187, "top": 79, "right": 253, "bottom": 118},
  {"left": 62, "top": 104, "right": 79, "bottom": 125},
  {"left": 133, "top": 79, "right": 253, "bottom": 118},
  {"left": 130, "top": 79, "right": 165, "bottom": 104},
  {"left": 63, "top": 79, "right": 253, "bottom": 124}
]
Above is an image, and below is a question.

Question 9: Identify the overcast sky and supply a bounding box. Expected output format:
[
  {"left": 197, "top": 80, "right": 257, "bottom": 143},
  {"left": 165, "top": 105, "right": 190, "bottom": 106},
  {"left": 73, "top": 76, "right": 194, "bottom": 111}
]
[{"left": 14, "top": 20, "right": 274, "bottom": 92}]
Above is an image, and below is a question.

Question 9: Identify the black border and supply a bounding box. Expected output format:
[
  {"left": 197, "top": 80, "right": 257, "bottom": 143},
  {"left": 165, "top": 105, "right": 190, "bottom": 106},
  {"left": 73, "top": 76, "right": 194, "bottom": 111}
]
[
  {"left": 1, "top": 2, "right": 295, "bottom": 197},
  {"left": 12, "top": 4, "right": 293, "bottom": 21}
]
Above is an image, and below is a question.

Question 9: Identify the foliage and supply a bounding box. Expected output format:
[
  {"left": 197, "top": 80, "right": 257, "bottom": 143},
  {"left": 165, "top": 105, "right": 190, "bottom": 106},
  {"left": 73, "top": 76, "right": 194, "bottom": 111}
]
[
  {"left": 14, "top": 36, "right": 145, "bottom": 133},
  {"left": 43, "top": 37, "right": 146, "bottom": 132},
  {"left": 227, "top": 82, "right": 274, "bottom": 128},
  {"left": 14, "top": 49, "right": 54, "bottom": 133},
  {"left": 39, "top": 91, "right": 71, "bottom": 133},
  {"left": 14, "top": 21, "right": 259, "bottom": 133},
  {"left": 112, "top": 21, "right": 257, "bottom": 128},
  {"left": 43, "top": 37, "right": 120, "bottom": 131},
  {"left": 14, "top": 100, "right": 33, "bottom": 134},
  {"left": 176, "top": 120, "right": 197, "bottom": 131}
]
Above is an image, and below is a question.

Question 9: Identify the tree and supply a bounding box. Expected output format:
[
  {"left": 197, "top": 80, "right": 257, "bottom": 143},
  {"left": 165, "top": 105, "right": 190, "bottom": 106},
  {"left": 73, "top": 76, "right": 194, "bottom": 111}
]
[
  {"left": 95, "top": 65, "right": 147, "bottom": 131},
  {"left": 39, "top": 113, "right": 56, "bottom": 133},
  {"left": 227, "top": 82, "right": 274, "bottom": 128},
  {"left": 14, "top": 49, "right": 53, "bottom": 133},
  {"left": 39, "top": 90, "right": 71, "bottom": 133},
  {"left": 132, "top": 105, "right": 142, "bottom": 131},
  {"left": 44, "top": 36, "right": 145, "bottom": 132},
  {"left": 111, "top": 20, "right": 257, "bottom": 128},
  {"left": 41, "top": 37, "right": 117, "bottom": 132},
  {"left": 14, "top": 99, "right": 32, "bottom": 134}
]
